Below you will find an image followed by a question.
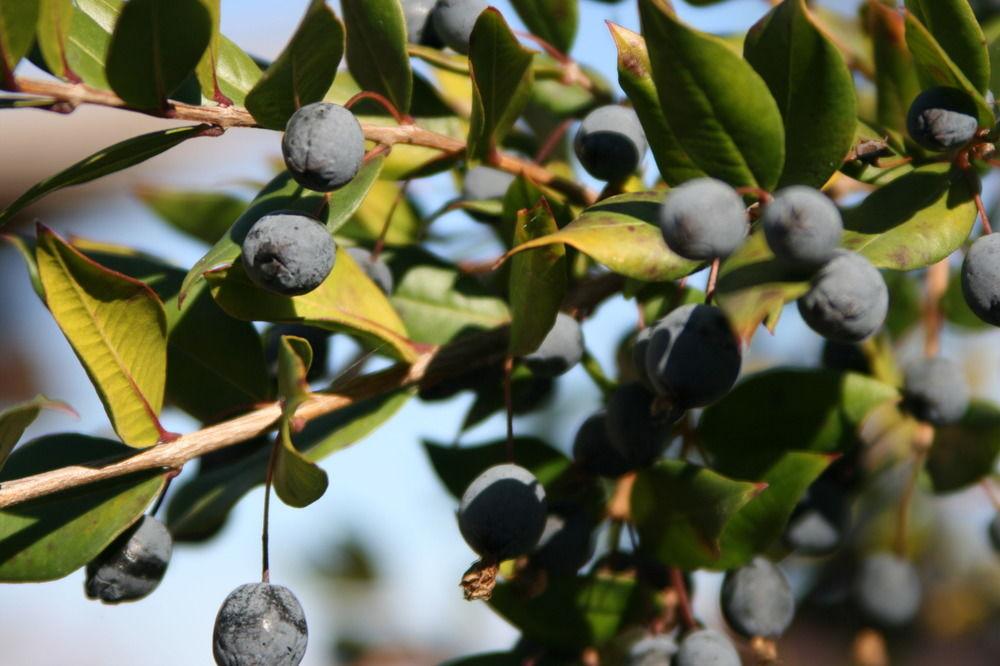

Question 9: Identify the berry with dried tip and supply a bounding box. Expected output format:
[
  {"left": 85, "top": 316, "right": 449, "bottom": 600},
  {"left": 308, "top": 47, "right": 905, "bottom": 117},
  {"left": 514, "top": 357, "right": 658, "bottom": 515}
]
[
  {"left": 853, "top": 552, "right": 922, "bottom": 627},
  {"left": 522, "top": 312, "right": 584, "bottom": 377},
  {"left": 462, "top": 165, "right": 516, "bottom": 200},
  {"left": 961, "top": 233, "right": 1000, "bottom": 326},
  {"left": 906, "top": 86, "right": 979, "bottom": 152},
  {"left": 762, "top": 186, "right": 843, "bottom": 268},
  {"left": 432, "top": 0, "right": 488, "bottom": 55},
  {"left": 606, "top": 382, "right": 682, "bottom": 467},
  {"left": 213, "top": 582, "right": 308, "bottom": 666},
  {"left": 345, "top": 247, "right": 394, "bottom": 294},
  {"left": 574, "top": 105, "right": 648, "bottom": 182},
  {"left": 902, "top": 356, "right": 969, "bottom": 426},
  {"left": 242, "top": 212, "right": 335, "bottom": 296},
  {"left": 572, "top": 411, "right": 633, "bottom": 479},
  {"left": 673, "top": 629, "right": 740, "bottom": 666},
  {"left": 645, "top": 304, "right": 742, "bottom": 408},
  {"left": 531, "top": 506, "right": 596, "bottom": 575},
  {"left": 797, "top": 251, "right": 888, "bottom": 342},
  {"left": 721, "top": 556, "right": 795, "bottom": 638},
  {"left": 783, "top": 479, "right": 848, "bottom": 556},
  {"left": 658, "top": 178, "right": 748, "bottom": 260},
  {"left": 85, "top": 515, "right": 172, "bottom": 604},
  {"left": 281, "top": 102, "right": 364, "bottom": 192},
  {"left": 458, "top": 463, "right": 547, "bottom": 561}
]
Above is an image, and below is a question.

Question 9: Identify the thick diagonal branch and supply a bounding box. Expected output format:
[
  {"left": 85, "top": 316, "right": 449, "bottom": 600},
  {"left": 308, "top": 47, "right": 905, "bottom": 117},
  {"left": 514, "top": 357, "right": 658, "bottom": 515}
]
[
  {"left": 0, "top": 327, "right": 511, "bottom": 509},
  {"left": 11, "top": 76, "right": 597, "bottom": 206}
]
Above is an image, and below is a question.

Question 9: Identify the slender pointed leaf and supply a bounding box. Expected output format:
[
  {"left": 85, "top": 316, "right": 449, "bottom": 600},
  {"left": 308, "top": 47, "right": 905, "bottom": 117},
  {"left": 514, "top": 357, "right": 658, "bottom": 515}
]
[
  {"left": 508, "top": 201, "right": 566, "bottom": 356},
  {"left": 0, "top": 124, "right": 215, "bottom": 227},
  {"left": 744, "top": 0, "right": 857, "bottom": 188},
  {"left": 609, "top": 22, "right": 703, "bottom": 186},
  {"left": 870, "top": 0, "right": 921, "bottom": 134},
  {"left": 65, "top": 0, "right": 122, "bottom": 89},
  {"left": 906, "top": 0, "right": 990, "bottom": 93},
  {"left": 36, "top": 226, "right": 167, "bottom": 446},
  {"left": 137, "top": 186, "right": 248, "bottom": 245},
  {"left": 244, "top": 0, "right": 344, "bottom": 130},
  {"left": 638, "top": 0, "right": 784, "bottom": 189},
  {"left": 466, "top": 8, "right": 535, "bottom": 161},
  {"left": 342, "top": 0, "right": 412, "bottom": 114}
]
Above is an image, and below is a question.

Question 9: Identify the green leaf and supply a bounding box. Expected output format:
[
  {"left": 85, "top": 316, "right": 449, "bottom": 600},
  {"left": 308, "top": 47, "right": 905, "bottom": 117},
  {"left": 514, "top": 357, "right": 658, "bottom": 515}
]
[
  {"left": 609, "top": 22, "right": 704, "bottom": 187},
  {"left": 927, "top": 400, "right": 1000, "bottom": 492},
  {"left": 744, "top": 0, "right": 857, "bottom": 188},
  {"left": 36, "top": 0, "right": 74, "bottom": 79},
  {"left": 423, "top": 438, "right": 572, "bottom": 500},
  {"left": 466, "top": 8, "right": 535, "bottom": 161},
  {"left": 326, "top": 155, "right": 387, "bottom": 233},
  {"left": 244, "top": 0, "right": 344, "bottom": 130},
  {"left": 337, "top": 177, "right": 421, "bottom": 246},
  {"left": 387, "top": 248, "right": 510, "bottom": 346},
  {"left": 508, "top": 201, "right": 566, "bottom": 356},
  {"left": 712, "top": 451, "right": 832, "bottom": 569},
  {"left": 168, "top": 390, "right": 409, "bottom": 541},
  {"left": 1, "top": 233, "right": 44, "bottom": 299},
  {"left": 0, "top": 124, "right": 215, "bottom": 227},
  {"left": 36, "top": 226, "right": 168, "bottom": 446},
  {"left": 0, "top": 395, "right": 76, "bottom": 473},
  {"left": 490, "top": 575, "right": 645, "bottom": 651},
  {"left": 206, "top": 247, "right": 418, "bottom": 362},
  {"left": 870, "top": 0, "right": 921, "bottom": 135},
  {"left": 105, "top": 0, "right": 211, "bottom": 108},
  {"left": 0, "top": 0, "right": 40, "bottom": 85},
  {"left": 503, "top": 192, "right": 700, "bottom": 282},
  {"left": 509, "top": 0, "right": 579, "bottom": 54},
  {"left": 904, "top": 11, "right": 994, "bottom": 125},
  {"left": 342, "top": 0, "right": 412, "bottom": 114},
  {"left": 0, "top": 434, "right": 164, "bottom": 582},
  {"left": 68, "top": 238, "right": 271, "bottom": 423},
  {"left": 192, "top": 0, "right": 237, "bottom": 104},
  {"left": 906, "top": 0, "right": 990, "bottom": 94},
  {"left": 988, "top": 17, "right": 1000, "bottom": 101},
  {"left": 179, "top": 171, "right": 327, "bottom": 301},
  {"left": 137, "top": 187, "right": 248, "bottom": 245},
  {"left": 841, "top": 163, "right": 977, "bottom": 270},
  {"left": 631, "top": 460, "right": 761, "bottom": 570},
  {"left": 700, "top": 368, "right": 899, "bottom": 477},
  {"left": 638, "top": 0, "right": 784, "bottom": 189},
  {"left": 272, "top": 336, "right": 328, "bottom": 508},
  {"left": 65, "top": 0, "right": 122, "bottom": 89},
  {"left": 208, "top": 35, "right": 263, "bottom": 107},
  {"left": 715, "top": 229, "right": 808, "bottom": 341}
]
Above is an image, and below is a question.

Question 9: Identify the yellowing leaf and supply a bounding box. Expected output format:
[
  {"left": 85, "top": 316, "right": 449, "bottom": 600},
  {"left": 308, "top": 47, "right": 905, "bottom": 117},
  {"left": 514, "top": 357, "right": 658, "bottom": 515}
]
[
  {"left": 206, "top": 247, "right": 418, "bottom": 362},
  {"left": 36, "top": 225, "right": 168, "bottom": 446}
]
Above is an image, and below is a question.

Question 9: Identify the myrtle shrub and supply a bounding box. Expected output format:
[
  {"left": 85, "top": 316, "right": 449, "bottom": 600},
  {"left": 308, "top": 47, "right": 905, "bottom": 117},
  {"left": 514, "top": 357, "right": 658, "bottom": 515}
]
[{"left": 1, "top": 0, "right": 1000, "bottom": 664}]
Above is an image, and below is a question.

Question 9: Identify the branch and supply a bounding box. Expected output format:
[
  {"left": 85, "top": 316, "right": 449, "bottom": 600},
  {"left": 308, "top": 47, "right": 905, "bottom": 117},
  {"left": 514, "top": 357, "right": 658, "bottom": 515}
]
[
  {"left": 0, "top": 326, "right": 510, "bottom": 510},
  {"left": 11, "top": 76, "right": 597, "bottom": 206}
]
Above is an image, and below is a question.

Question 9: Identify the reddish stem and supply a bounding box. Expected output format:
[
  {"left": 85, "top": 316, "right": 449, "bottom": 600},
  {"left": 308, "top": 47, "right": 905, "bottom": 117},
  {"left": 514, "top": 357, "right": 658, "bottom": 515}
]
[
  {"left": 975, "top": 192, "right": 993, "bottom": 235},
  {"left": 372, "top": 180, "right": 410, "bottom": 260},
  {"left": 363, "top": 143, "right": 391, "bottom": 164},
  {"left": 261, "top": 436, "right": 280, "bottom": 584},
  {"left": 514, "top": 30, "right": 570, "bottom": 64},
  {"left": 344, "top": 90, "right": 412, "bottom": 125},
  {"left": 533, "top": 118, "right": 573, "bottom": 164},
  {"left": 503, "top": 355, "right": 515, "bottom": 462},
  {"left": 149, "top": 468, "right": 181, "bottom": 517},
  {"left": 705, "top": 258, "right": 721, "bottom": 304},
  {"left": 735, "top": 186, "right": 773, "bottom": 205},
  {"left": 670, "top": 567, "right": 697, "bottom": 631}
]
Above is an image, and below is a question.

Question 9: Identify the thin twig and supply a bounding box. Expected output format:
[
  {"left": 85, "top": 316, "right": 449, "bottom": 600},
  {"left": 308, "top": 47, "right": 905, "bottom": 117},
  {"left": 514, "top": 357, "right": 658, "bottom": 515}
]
[
  {"left": 503, "top": 355, "right": 515, "bottom": 462},
  {"left": 705, "top": 259, "right": 721, "bottom": 304},
  {"left": 10, "top": 76, "right": 597, "bottom": 206},
  {"left": 670, "top": 567, "right": 697, "bottom": 631},
  {"left": 261, "top": 436, "right": 279, "bottom": 584}
]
